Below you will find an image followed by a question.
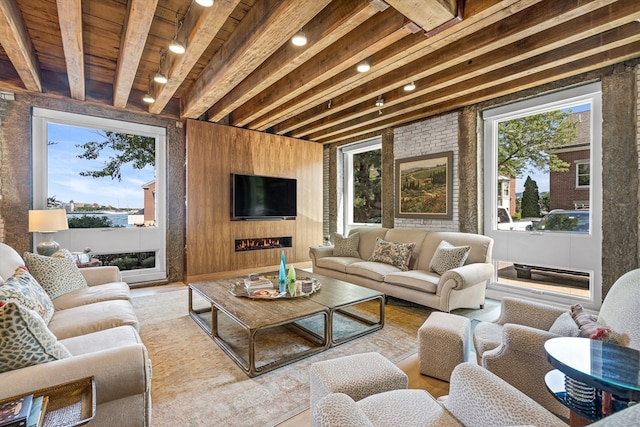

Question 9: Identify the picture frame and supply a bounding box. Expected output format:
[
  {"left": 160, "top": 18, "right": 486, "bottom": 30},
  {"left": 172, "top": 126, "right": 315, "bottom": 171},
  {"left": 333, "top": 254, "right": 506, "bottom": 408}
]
[{"left": 395, "top": 151, "right": 453, "bottom": 219}]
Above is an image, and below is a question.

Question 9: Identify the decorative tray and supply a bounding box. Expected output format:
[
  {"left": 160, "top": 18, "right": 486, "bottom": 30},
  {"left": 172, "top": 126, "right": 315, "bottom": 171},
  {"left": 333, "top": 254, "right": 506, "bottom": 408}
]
[{"left": 229, "top": 276, "right": 321, "bottom": 299}]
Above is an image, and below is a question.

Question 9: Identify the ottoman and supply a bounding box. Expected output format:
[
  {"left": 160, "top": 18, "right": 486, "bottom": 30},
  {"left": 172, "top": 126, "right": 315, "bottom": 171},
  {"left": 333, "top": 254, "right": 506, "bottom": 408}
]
[
  {"left": 418, "top": 312, "right": 471, "bottom": 381},
  {"left": 309, "top": 352, "right": 408, "bottom": 415}
]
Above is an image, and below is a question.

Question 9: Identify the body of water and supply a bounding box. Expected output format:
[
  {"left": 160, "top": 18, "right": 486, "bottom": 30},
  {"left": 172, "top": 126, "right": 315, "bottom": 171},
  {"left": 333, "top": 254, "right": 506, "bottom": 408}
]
[{"left": 67, "top": 212, "right": 137, "bottom": 228}]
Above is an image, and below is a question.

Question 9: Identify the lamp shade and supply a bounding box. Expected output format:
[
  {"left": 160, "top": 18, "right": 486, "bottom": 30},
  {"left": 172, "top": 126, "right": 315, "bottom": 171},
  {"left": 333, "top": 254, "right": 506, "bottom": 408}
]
[{"left": 28, "top": 209, "right": 69, "bottom": 232}]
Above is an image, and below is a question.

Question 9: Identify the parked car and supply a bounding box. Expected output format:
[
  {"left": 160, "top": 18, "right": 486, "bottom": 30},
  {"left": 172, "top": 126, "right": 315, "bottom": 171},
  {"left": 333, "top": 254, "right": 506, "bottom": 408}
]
[
  {"left": 516, "top": 209, "right": 590, "bottom": 279},
  {"left": 524, "top": 209, "right": 590, "bottom": 232},
  {"left": 497, "top": 207, "right": 532, "bottom": 231}
]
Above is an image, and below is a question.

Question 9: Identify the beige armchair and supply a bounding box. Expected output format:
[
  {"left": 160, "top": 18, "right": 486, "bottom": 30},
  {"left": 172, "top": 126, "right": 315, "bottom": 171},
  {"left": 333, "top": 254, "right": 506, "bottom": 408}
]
[{"left": 473, "top": 268, "right": 640, "bottom": 418}]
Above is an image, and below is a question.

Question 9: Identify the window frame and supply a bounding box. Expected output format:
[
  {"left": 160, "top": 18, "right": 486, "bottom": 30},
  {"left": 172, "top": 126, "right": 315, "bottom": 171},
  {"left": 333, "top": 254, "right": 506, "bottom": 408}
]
[{"left": 576, "top": 160, "right": 590, "bottom": 188}]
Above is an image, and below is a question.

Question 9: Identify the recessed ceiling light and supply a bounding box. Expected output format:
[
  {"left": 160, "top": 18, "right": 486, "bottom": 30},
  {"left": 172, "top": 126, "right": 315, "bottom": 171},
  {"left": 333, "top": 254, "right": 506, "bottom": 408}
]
[
  {"left": 169, "top": 38, "right": 185, "bottom": 54},
  {"left": 196, "top": 0, "right": 214, "bottom": 6},
  {"left": 403, "top": 81, "right": 416, "bottom": 91},
  {"left": 357, "top": 61, "right": 370, "bottom": 73},
  {"left": 292, "top": 31, "right": 307, "bottom": 46}
]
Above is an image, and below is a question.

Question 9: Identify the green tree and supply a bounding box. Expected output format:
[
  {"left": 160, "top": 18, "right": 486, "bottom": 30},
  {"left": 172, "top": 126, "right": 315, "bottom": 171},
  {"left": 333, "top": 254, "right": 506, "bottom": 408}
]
[
  {"left": 521, "top": 176, "right": 540, "bottom": 218},
  {"left": 68, "top": 215, "right": 119, "bottom": 228},
  {"left": 540, "top": 192, "right": 550, "bottom": 214},
  {"left": 498, "top": 110, "right": 577, "bottom": 177},
  {"left": 75, "top": 131, "right": 155, "bottom": 181},
  {"left": 353, "top": 149, "right": 382, "bottom": 223}
]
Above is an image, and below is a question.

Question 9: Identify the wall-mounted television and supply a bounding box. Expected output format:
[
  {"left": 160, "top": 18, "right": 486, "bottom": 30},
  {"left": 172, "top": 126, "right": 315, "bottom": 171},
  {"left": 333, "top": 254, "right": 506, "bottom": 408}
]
[{"left": 231, "top": 173, "right": 297, "bottom": 220}]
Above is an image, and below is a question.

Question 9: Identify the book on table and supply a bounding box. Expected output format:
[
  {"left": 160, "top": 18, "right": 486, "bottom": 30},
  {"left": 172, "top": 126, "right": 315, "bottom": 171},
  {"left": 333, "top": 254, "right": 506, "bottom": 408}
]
[
  {"left": 26, "top": 395, "right": 48, "bottom": 427},
  {"left": 244, "top": 277, "right": 274, "bottom": 292},
  {"left": 0, "top": 394, "right": 33, "bottom": 427}
]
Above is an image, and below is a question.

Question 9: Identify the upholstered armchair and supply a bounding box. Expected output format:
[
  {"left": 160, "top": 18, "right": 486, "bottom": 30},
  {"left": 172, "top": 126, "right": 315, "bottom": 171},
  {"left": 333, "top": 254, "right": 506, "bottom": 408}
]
[
  {"left": 473, "top": 268, "right": 640, "bottom": 418},
  {"left": 311, "top": 362, "right": 567, "bottom": 427}
]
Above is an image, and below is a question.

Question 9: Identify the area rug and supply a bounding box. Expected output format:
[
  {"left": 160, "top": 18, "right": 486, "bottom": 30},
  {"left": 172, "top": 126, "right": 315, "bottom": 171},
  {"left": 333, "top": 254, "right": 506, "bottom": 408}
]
[{"left": 132, "top": 287, "right": 498, "bottom": 427}]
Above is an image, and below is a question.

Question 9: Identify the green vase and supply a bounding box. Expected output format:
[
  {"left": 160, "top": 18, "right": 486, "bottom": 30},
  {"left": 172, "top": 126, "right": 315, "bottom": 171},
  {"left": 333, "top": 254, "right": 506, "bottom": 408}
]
[{"left": 287, "top": 266, "right": 296, "bottom": 296}]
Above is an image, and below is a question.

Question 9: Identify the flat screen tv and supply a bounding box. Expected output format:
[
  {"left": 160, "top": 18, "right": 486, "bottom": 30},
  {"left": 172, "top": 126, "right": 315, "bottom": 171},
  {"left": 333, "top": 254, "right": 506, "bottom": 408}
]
[{"left": 231, "top": 173, "right": 297, "bottom": 220}]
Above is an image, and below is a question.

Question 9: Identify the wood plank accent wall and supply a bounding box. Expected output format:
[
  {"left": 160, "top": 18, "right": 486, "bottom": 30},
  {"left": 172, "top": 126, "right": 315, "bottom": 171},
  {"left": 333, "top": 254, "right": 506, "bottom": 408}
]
[{"left": 185, "top": 119, "right": 323, "bottom": 282}]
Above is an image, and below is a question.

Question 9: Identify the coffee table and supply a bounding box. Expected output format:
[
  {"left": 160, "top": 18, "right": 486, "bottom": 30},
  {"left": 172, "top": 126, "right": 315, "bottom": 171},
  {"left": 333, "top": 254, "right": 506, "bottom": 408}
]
[{"left": 188, "top": 269, "right": 384, "bottom": 377}]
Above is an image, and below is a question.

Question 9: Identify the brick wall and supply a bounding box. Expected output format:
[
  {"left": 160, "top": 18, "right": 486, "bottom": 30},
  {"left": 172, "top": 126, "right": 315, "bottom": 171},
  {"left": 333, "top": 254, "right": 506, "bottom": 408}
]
[{"left": 393, "top": 113, "right": 460, "bottom": 231}]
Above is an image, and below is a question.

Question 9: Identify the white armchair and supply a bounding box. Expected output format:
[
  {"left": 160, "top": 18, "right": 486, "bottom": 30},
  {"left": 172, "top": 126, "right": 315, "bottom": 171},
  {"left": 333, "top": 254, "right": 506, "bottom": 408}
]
[{"left": 473, "top": 268, "right": 640, "bottom": 418}]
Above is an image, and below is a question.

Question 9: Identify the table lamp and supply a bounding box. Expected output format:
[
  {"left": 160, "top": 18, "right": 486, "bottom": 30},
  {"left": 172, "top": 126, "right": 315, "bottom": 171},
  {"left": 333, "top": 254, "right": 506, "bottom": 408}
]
[{"left": 28, "top": 209, "right": 69, "bottom": 255}]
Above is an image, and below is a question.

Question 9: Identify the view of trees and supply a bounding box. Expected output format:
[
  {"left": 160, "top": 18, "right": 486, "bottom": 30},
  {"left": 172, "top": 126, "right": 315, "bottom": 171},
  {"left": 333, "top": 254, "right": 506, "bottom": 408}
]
[
  {"left": 352, "top": 149, "right": 382, "bottom": 223},
  {"left": 521, "top": 176, "right": 541, "bottom": 217}
]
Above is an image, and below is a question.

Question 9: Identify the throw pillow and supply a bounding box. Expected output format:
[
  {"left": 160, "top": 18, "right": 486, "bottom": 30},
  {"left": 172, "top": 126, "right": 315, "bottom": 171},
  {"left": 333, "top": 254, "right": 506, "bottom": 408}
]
[
  {"left": 548, "top": 312, "right": 580, "bottom": 337},
  {"left": 570, "top": 304, "right": 621, "bottom": 343},
  {"left": 368, "top": 237, "right": 415, "bottom": 271},
  {"left": 23, "top": 252, "right": 88, "bottom": 300},
  {"left": 0, "top": 267, "right": 55, "bottom": 324},
  {"left": 0, "top": 300, "right": 71, "bottom": 374},
  {"left": 332, "top": 232, "right": 360, "bottom": 257},
  {"left": 429, "top": 240, "right": 471, "bottom": 275}
]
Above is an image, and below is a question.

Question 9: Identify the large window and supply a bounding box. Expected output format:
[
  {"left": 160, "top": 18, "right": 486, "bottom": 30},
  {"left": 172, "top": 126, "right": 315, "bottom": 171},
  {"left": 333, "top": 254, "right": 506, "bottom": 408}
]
[
  {"left": 341, "top": 138, "right": 382, "bottom": 232},
  {"left": 32, "top": 108, "right": 167, "bottom": 284},
  {"left": 483, "top": 83, "right": 602, "bottom": 310}
]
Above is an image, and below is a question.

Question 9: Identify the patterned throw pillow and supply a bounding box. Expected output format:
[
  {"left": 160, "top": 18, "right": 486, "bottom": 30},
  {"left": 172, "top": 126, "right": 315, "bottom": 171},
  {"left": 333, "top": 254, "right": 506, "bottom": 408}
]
[
  {"left": 429, "top": 240, "right": 471, "bottom": 275},
  {"left": 332, "top": 232, "right": 360, "bottom": 257},
  {"left": 0, "top": 300, "right": 71, "bottom": 374},
  {"left": 570, "top": 304, "right": 622, "bottom": 343},
  {"left": 368, "top": 237, "right": 415, "bottom": 271},
  {"left": 0, "top": 267, "right": 55, "bottom": 324},
  {"left": 23, "top": 252, "right": 88, "bottom": 300}
]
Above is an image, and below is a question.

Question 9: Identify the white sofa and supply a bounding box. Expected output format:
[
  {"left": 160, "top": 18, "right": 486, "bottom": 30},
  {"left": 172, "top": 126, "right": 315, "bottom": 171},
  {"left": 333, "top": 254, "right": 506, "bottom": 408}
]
[
  {"left": 309, "top": 227, "right": 494, "bottom": 312},
  {"left": 0, "top": 243, "right": 151, "bottom": 427}
]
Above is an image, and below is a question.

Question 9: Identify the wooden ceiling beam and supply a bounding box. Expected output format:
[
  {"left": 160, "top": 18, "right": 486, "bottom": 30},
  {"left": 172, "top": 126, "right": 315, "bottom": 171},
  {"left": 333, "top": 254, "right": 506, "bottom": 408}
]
[
  {"left": 254, "top": 0, "right": 536, "bottom": 133},
  {"left": 56, "top": 0, "right": 85, "bottom": 100},
  {"left": 181, "top": 0, "right": 332, "bottom": 119},
  {"left": 229, "top": 6, "right": 409, "bottom": 128},
  {"left": 385, "top": 0, "right": 457, "bottom": 31},
  {"left": 113, "top": 0, "right": 158, "bottom": 109},
  {"left": 149, "top": 0, "right": 243, "bottom": 115},
  {"left": 0, "top": 0, "right": 41, "bottom": 91},
  {"left": 292, "top": 0, "right": 640, "bottom": 138},
  {"left": 205, "top": 0, "right": 386, "bottom": 123},
  {"left": 314, "top": 37, "right": 640, "bottom": 144}
]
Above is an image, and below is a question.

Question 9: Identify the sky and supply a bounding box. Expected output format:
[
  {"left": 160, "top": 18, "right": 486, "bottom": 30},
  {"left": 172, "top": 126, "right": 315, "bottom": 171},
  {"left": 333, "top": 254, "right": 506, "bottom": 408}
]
[{"left": 47, "top": 123, "right": 155, "bottom": 209}]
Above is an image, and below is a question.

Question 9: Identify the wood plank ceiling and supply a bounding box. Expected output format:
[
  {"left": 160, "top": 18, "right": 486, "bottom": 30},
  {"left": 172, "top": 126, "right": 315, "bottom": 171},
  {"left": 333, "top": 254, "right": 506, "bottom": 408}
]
[{"left": 1, "top": 0, "right": 639, "bottom": 144}]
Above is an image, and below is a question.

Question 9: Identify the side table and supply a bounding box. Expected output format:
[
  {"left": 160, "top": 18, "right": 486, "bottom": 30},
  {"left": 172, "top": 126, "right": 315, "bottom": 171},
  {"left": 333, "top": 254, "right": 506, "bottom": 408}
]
[{"left": 544, "top": 337, "right": 640, "bottom": 426}]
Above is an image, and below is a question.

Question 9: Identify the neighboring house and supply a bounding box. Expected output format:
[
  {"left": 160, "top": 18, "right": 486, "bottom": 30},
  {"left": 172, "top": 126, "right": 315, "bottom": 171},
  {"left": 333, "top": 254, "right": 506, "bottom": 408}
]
[
  {"left": 142, "top": 180, "right": 156, "bottom": 225},
  {"left": 497, "top": 175, "right": 516, "bottom": 215},
  {"left": 549, "top": 111, "right": 591, "bottom": 210}
]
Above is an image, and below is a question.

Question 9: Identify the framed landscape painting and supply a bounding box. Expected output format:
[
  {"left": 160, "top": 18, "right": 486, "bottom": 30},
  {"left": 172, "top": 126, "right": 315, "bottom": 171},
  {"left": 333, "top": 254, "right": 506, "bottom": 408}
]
[{"left": 395, "top": 151, "right": 453, "bottom": 219}]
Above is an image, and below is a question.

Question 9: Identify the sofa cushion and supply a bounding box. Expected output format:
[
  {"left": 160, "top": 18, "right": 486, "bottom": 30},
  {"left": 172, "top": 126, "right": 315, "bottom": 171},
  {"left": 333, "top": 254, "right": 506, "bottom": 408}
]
[
  {"left": 332, "top": 232, "right": 360, "bottom": 257},
  {"left": 0, "top": 267, "right": 55, "bottom": 324},
  {"left": 23, "top": 252, "right": 88, "bottom": 299},
  {"left": 383, "top": 270, "right": 439, "bottom": 294},
  {"left": 52, "top": 282, "right": 131, "bottom": 311},
  {"left": 346, "top": 261, "right": 402, "bottom": 282},
  {"left": 0, "top": 243, "right": 25, "bottom": 284},
  {"left": 429, "top": 240, "right": 471, "bottom": 275},
  {"left": 47, "top": 299, "right": 139, "bottom": 340},
  {"left": 368, "top": 238, "right": 415, "bottom": 271},
  {"left": 0, "top": 301, "right": 71, "bottom": 374},
  {"left": 316, "top": 257, "right": 362, "bottom": 274}
]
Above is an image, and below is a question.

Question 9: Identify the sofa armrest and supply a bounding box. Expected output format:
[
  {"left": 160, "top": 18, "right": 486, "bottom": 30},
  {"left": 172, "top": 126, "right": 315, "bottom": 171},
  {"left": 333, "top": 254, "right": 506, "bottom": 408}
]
[
  {"left": 496, "top": 297, "right": 566, "bottom": 330},
  {"left": 80, "top": 266, "right": 122, "bottom": 286},
  {"left": 309, "top": 246, "right": 335, "bottom": 267},
  {"left": 0, "top": 344, "right": 150, "bottom": 405},
  {"left": 436, "top": 262, "right": 493, "bottom": 295},
  {"left": 443, "top": 363, "right": 566, "bottom": 426}
]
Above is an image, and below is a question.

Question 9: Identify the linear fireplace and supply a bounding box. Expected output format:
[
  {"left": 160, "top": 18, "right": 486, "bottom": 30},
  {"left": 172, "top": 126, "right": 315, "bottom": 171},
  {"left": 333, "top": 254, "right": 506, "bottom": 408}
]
[{"left": 235, "top": 236, "right": 292, "bottom": 252}]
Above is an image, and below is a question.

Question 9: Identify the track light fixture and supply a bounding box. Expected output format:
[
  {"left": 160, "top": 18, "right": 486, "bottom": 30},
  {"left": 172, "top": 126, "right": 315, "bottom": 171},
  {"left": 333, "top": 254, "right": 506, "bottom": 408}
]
[
  {"left": 143, "top": 76, "right": 155, "bottom": 103},
  {"left": 291, "top": 31, "right": 307, "bottom": 46},
  {"left": 375, "top": 95, "right": 384, "bottom": 108},
  {"left": 169, "top": 13, "right": 185, "bottom": 54},
  {"left": 195, "top": 0, "right": 214, "bottom": 6},
  {"left": 356, "top": 60, "right": 370, "bottom": 73},
  {"left": 154, "top": 51, "right": 168, "bottom": 84},
  {"left": 403, "top": 81, "right": 416, "bottom": 91}
]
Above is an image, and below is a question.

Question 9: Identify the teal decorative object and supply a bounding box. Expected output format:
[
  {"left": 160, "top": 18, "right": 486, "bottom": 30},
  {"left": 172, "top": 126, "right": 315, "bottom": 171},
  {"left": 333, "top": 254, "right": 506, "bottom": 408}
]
[{"left": 278, "top": 251, "right": 286, "bottom": 293}]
